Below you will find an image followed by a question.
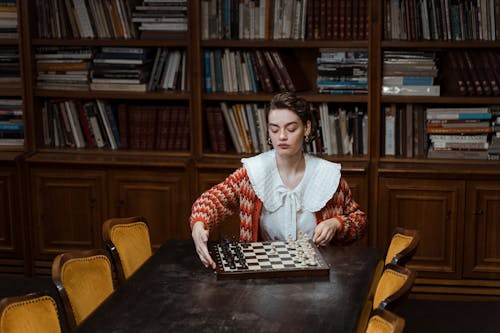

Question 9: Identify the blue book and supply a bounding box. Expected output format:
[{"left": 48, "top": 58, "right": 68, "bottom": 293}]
[
  {"left": 204, "top": 50, "right": 212, "bottom": 93},
  {"left": 0, "top": 122, "right": 23, "bottom": 131}
]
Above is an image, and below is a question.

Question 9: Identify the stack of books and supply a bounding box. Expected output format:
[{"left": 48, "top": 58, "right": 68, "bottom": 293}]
[
  {"left": 488, "top": 106, "right": 500, "bottom": 160},
  {"left": 133, "top": 0, "right": 188, "bottom": 39},
  {"left": 0, "top": 0, "right": 17, "bottom": 38},
  {"left": 382, "top": 51, "right": 440, "bottom": 96},
  {"left": 0, "top": 98, "right": 23, "bottom": 146},
  {"left": 0, "top": 47, "right": 19, "bottom": 85},
  {"left": 90, "top": 47, "right": 154, "bottom": 92},
  {"left": 316, "top": 48, "right": 368, "bottom": 95},
  {"left": 35, "top": 46, "right": 92, "bottom": 91},
  {"left": 426, "top": 107, "right": 492, "bottom": 159}
]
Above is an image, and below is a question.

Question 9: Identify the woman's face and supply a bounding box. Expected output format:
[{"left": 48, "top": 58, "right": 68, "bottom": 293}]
[{"left": 268, "top": 108, "right": 309, "bottom": 157}]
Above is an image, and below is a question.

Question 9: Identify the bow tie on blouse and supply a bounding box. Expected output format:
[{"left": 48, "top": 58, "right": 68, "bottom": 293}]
[{"left": 276, "top": 186, "right": 301, "bottom": 240}]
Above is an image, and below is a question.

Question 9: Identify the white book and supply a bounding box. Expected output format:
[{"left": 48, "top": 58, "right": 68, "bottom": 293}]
[
  {"left": 382, "top": 85, "right": 440, "bottom": 96},
  {"left": 96, "top": 100, "right": 118, "bottom": 150},
  {"left": 64, "top": 100, "right": 86, "bottom": 148},
  {"left": 220, "top": 102, "right": 243, "bottom": 153},
  {"left": 245, "top": 104, "right": 260, "bottom": 153},
  {"left": 72, "top": 0, "right": 95, "bottom": 38},
  {"left": 319, "top": 103, "right": 330, "bottom": 155},
  {"left": 385, "top": 106, "right": 396, "bottom": 156},
  {"left": 328, "top": 113, "right": 339, "bottom": 155}
]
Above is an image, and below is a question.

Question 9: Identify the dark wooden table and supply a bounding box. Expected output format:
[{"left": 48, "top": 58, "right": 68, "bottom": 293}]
[{"left": 75, "top": 240, "right": 383, "bottom": 333}]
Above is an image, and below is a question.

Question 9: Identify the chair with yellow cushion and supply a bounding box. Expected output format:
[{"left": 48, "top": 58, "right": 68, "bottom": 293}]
[
  {"left": 52, "top": 249, "right": 114, "bottom": 330},
  {"left": 102, "top": 216, "right": 152, "bottom": 286},
  {"left": 365, "top": 308, "right": 405, "bottom": 333},
  {"left": 0, "top": 292, "right": 62, "bottom": 333},
  {"left": 373, "top": 263, "right": 416, "bottom": 311},
  {"left": 385, "top": 227, "right": 420, "bottom": 266}
]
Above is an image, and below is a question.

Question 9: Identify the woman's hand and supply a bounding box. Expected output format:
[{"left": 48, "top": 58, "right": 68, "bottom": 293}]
[
  {"left": 312, "top": 218, "right": 340, "bottom": 246},
  {"left": 192, "top": 221, "right": 216, "bottom": 269}
]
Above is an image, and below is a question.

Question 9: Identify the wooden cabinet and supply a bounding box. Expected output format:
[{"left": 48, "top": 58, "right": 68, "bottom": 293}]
[
  {"left": 0, "top": 157, "right": 24, "bottom": 274},
  {"left": 464, "top": 181, "right": 500, "bottom": 280},
  {"left": 109, "top": 168, "right": 192, "bottom": 249},
  {"left": 378, "top": 177, "right": 465, "bottom": 279},
  {"left": 29, "top": 167, "right": 106, "bottom": 274}
]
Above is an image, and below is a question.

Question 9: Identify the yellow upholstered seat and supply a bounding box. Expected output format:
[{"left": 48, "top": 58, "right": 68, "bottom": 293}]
[
  {"left": 0, "top": 292, "right": 62, "bottom": 333},
  {"left": 365, "top": 308, "right": 405, "bottom": 333},
  {"left": 385, "top": 227, "right": 420, "bottom": 266},
  {"left": 373, "top": 263, "right": 416, "bottom": 311},
  {"left": 102, "top": 216, "right": 152, "bottom": 285},
  {"left": 52, "top": 249, "right": 114, "bottom": 330}
]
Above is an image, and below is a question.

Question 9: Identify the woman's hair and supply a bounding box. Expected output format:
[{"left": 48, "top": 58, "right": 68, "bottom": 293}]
[{"left": 268, "top": 92, "right": 317, "bottom": 142}]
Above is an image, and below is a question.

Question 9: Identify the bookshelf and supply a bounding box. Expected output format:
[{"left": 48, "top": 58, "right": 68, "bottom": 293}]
[{"left": 1, "top": 0, "right": 500, "bottom": 298}]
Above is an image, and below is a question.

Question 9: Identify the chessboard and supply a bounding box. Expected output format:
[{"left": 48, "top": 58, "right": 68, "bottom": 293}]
[{"left": 211, "top": 238, "right": 330, "bottom": 280}]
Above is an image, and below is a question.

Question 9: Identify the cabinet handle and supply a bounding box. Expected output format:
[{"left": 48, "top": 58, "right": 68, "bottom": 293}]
[{"left": 473, "top": 209, "right": 484, "bottom": 215}]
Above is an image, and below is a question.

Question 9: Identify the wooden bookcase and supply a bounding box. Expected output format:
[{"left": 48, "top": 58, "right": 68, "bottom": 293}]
[{"left": 1, "top": 0, "right": 500, "bottom": 298}]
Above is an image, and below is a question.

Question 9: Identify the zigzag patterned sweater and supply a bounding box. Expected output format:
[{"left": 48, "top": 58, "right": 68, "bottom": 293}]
[{"left": 189, "top": 167, "right": 367, "bottom": 244}]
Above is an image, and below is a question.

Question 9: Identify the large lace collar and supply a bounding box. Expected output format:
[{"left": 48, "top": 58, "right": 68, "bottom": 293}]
[{"left": 241, "top": 150, "right": 341, "bottom": 213}]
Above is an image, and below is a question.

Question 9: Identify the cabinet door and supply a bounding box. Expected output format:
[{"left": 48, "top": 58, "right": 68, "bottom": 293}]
[
  {"left": 463, "top": 181, "right": 500, "bottom": 279},
  {"left": 109, "top": 169, "right": 191, "bottom": 248},
  {"left": 197, "top": 171, "right": 240, "bottom": 240},
  {"left": 0, "top": 167, "right": 24, "bottom": 273},
  {"left": 30, "top": 168, "right": 106, "bottom": 274},
  {"left": 378, "top": 178, "right": 465, "bottom": 279}
]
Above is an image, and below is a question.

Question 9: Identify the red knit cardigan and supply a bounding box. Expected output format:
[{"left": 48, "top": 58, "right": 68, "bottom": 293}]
[{"left": 189, "top": 167, "right": 367, "bottom": 244}]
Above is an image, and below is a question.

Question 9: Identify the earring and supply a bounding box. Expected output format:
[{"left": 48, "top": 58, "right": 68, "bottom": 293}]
[
  {"left": 304, "top": 136, "right": 310, "bottom": 143},
  {"left": 267, "top": 137, "right": 272, "bottom": 145}
]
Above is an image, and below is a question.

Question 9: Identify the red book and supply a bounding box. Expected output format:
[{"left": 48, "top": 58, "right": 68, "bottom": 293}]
[
  {"left": 76, "top": 100, "right": 94, "bottom": 148},
  {"left": 156, "top": 107, "right": 172, "bottom": 150},
  {"left": 117, "top": 103, "right": 129, "bottom": 149},
  {"left": 252, "top": 50, "right": 275, "bottom": 93},
  {"left": 269, "top": 49, "right": 310, "bottom": 92},
  {"left": 262, "top": 49, "right": 287, "bottom": 92}
]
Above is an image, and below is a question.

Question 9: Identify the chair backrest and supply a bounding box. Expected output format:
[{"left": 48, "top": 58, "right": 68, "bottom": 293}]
[
  {"left": 102, "top": 216, "right": 152, "bottom": 285},
  {"left": 385, "top": 227, "right": 420, "bottom": 266},
  {"left": 373, "top": 263, "right": 416, "bottom": 311},
  {"left": 0, "top": 292, "right": 62, "bottom": 333},
  {"left": 52, "top": 249, "right": 114, "bottom": 330},
  {"left": 365, "top": 308, "right": 405, "bottom": 333}
]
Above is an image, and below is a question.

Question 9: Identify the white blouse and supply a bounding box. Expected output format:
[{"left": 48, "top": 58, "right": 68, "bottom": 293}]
[{"left": 241, "top": 150, "right": 341, "bottom": 241}]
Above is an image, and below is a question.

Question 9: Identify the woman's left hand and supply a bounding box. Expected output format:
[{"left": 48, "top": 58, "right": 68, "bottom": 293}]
[{"left": 312, "top": 218, "right": 340, "bottom": 246}]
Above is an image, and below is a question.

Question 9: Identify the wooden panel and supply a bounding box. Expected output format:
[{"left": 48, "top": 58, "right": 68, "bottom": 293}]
[
  {"left": 0, "top": 167, "right": 23, "bottom": 262},
  {"left": 30, "top": 168, "right": 106, "bottom": 261},
  {"left": 464, "top": 181, "right": 500, "bottom": 279},
  {"left": 378, "top": 178, "right": 465, "bottom": 279},
  {"left": 109, "top": 169, "right": 191, "bottom": 247}
]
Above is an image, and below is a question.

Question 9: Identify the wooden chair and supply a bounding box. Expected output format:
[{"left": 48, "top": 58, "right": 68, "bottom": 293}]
[
  {"left": 385, "top": 227, "right": 420, "bottom": 266},
  {"left": 102, "top": 216, "right": 152, "bottom": 286},
  {"left": 52, "top": 249, "right": 114, "bottom": 330},
  {"left": 373, "top": 263, "right": 416, "bottom": 311},
  {"left": 0, "top": 292, "right": 62, "bottom": 333},
  {"left": 365, "top": 308, "right": 405, "bottom": 333}
]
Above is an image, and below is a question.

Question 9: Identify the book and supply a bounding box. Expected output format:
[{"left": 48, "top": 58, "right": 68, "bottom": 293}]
[
  {"left": 382, "top": 85, "right": 440, "bottom": 96},
  {"left": 269, "top": 49, "right": 310, "bottom": 92}
]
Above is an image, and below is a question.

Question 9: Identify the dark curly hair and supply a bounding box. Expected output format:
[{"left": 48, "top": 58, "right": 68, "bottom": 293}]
[{"left": 268, "top": 92, "right": 317, "bottom": 143}]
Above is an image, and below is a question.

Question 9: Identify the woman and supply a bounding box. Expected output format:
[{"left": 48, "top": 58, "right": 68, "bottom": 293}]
[{"left": 190, "top": 92, "right": 367, "bottom": 268}]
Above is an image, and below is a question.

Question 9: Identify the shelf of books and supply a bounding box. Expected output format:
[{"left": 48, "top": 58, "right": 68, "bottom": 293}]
[
  {"left": 0, "top": 0, "right": 23, "bottom": 151},
  {"left": 199, "top": 0, "right": 371, "bottom": 163},
  {"left": 379, "top": 0, "right": 500, "bottom": 163},
  {"left": 24, "top": 0, "right": 193, "bottom": 156}
]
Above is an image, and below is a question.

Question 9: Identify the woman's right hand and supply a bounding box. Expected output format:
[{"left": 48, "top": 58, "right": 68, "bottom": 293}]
[{"left": 191, "top": 221, "right": 216, "bottom": 269}]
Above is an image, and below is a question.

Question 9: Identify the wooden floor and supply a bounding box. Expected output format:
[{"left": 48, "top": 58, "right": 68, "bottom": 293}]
[{"left": 1, "top": 275, "right": 500, "bottom": 333}]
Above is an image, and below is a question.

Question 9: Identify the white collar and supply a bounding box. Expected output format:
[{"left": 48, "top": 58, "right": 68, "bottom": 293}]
[{"left": 241, "top": 150, "right": 341, "bottom": 212}]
